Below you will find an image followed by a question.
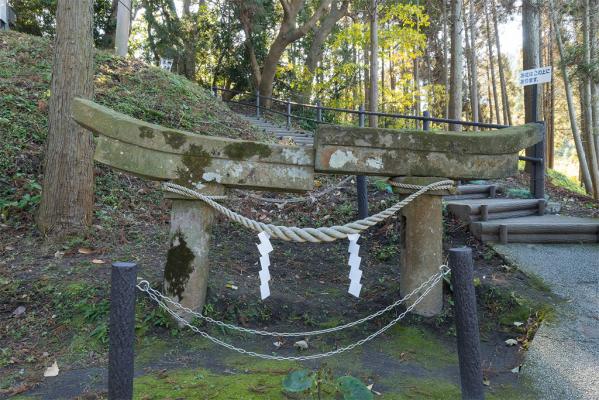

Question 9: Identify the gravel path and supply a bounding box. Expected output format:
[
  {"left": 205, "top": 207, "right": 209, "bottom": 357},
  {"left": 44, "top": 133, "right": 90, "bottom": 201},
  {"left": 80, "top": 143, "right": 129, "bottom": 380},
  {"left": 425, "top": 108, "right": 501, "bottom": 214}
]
[{"left": 492, "top": 243, "right": 599, "bottom": 400}]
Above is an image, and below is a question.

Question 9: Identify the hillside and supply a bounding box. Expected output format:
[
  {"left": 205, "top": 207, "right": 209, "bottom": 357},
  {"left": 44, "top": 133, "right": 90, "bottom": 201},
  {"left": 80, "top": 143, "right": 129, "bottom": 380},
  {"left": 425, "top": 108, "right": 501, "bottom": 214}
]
[{"left": 0, "top": 31, "right": 268, "bottom": 223}]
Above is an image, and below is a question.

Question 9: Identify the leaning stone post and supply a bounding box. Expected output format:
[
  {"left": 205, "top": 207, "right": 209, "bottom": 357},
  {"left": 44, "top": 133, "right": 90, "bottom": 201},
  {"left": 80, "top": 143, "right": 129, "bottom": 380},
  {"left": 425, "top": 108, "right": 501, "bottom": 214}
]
[
  {"left": 163, "top": 183, "right": 225, "bottom": 320},
  {"left": 393, "top": 177, "right": 454, "bottom": 317}
]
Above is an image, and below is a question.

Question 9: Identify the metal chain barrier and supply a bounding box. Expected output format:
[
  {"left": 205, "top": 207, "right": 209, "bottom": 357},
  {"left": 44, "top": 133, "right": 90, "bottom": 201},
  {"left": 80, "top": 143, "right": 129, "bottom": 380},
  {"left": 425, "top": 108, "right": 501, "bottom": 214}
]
[
  {"left": 137, "top": 265, "right": 448, "bottom": 337},
  {"left": 137, "top": 265, "right": 449, "bottom": 361},
  {"left": 162, "top": 180, "right": 454, "bottom": 243}
]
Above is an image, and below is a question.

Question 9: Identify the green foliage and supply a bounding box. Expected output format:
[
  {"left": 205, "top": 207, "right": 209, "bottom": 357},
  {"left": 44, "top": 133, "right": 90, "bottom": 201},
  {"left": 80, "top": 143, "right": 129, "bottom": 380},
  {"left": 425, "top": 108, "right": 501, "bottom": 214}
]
[
  {"left": 282, "top": 370, "right": 313, "bottom": 393},
  {"left": 11, "top": 0, "right": 118, "bottom": 47},
  {"left": 337, "top": 376, "right": 373, "bottom": 400},
  {"left": 548, "top": 168, "right": 586, "bottom": 195}
]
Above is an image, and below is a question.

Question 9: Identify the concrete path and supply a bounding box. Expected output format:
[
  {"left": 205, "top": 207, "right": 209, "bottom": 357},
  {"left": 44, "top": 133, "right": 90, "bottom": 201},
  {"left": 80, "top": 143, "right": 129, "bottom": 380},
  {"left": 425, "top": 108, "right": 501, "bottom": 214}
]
[{"left": 492, "top": 243, "right": 599, "bottom": 400}]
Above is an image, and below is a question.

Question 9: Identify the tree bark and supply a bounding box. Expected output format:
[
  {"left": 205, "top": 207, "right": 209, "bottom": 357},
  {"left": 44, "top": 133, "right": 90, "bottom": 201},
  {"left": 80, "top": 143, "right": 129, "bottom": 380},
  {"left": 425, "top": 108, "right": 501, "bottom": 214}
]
[
  {"left": 492, "top": 0, "right": 512, "bottom": 125},
  {"left": 115, "top": 0, "right": 131, "bottom": 57},
  {"left": 448, "top": 0, "right": 464, "bottom": 131},
  {"left": 485, "top": 1, "right": 501, "bottom": 124},
  {"left": 442, "top": 0, "right": 450, "bottom": 118},
  {"left": 301, "top": 0, "right": 349, "bottom": 101},
  {"left": 582, "top": 0, "right": 599, "bottom": 198},
  {"left": 467, "top": 0, "right": 479, "bottom": 128},
  {"left": 257, "top": 0, "right": 333, "bottom": 105},
  {"left": 549, "top": 0, "right": 593, "bottom": 193},
  {"left": 369, "top": 0, "right": 378, "bottom": 128},
  {"left": 37, "top": 0, "right": 95, "bottom": 236}
]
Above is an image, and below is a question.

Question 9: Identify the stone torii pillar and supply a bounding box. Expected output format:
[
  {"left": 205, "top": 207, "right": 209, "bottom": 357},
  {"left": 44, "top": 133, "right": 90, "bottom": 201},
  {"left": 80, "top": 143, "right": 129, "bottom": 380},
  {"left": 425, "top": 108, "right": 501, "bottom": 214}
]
[
  {"left": 392, "top": 177, "right": 455, "bottom": 316},
  {"left": 163, "top": 184, "right": 225, "bottom": 315}
]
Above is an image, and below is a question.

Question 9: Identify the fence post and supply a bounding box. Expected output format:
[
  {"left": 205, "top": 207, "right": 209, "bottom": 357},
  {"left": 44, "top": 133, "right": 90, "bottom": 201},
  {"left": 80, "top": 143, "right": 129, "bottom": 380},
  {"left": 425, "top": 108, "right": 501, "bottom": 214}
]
[
  {"left": 531, "top": 121, "right": 546, "bottom": 199},
  {"left": 316, "top": 100, "right": 322, "bottom": 123},
  {"left": 423, "top": 110, "right": 431, "bottom": 132},
  {"left": 212, "top": 86, "right": 217, "bottom": 98},
  {"left": 256, "top": 90, "right": 260, "bottom": 119},
  {"left": 286, "top": 99, "right": 292, "bottom": 130},
  {"left": 108, "top": 262, "right": 137, "bottom": 400},
  {"left": 449, "top": 248, "right": 485, "bottom": 400},
  {"left": 357, "top": 105, "right": 368, "bottom": 219}
]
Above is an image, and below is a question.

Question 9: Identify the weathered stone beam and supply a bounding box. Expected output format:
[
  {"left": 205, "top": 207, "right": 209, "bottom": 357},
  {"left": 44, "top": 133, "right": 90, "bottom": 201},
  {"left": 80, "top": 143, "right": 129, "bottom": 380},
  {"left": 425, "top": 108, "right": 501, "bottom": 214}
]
[
  {"left": 314, "top": 124, "right": 543, "bottom": 179},
  {"left": 72, "top": 98, "right": 314, "bottom": 192}
]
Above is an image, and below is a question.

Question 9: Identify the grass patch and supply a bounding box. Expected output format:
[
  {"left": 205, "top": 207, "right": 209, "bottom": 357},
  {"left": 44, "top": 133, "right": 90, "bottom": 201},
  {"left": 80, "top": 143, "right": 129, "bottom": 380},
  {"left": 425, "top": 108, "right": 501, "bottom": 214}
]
[
  {"left": 547, "top": 168, "right": 586, "bottom": 195},
  {"left": 381, "top": 325, "right": 457, "bottom": 369}
]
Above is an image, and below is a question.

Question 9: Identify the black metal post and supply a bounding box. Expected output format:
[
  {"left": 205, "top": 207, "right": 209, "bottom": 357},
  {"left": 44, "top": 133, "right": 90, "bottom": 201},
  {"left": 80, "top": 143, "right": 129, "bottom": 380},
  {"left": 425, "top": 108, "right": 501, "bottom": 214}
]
[
  {"left": 286, "top": 100, "right": 292, "bottom": 130},
  {"left": 108, "top": 262, "right": 137, "bottom": 400},
  {"left": 357, "top": 104, "right": 368, "bottom": 219},
  {"left": 316, "top": 100, "right": 322, "bottom": 123},
  {"left": 528, "top": 84, "right": 545, "bottom": 199},
  {"left": 256, "top": 91, "right": 260, "bottom": 119},
  {"left": 423, "top": 110, "right": 431, "bottom": 131},
  {"left": 212, "top": 86, "right": 217, "bottom": 98},
  {"left": 449, "top": 248, "right": 484, "bottom": 400}
]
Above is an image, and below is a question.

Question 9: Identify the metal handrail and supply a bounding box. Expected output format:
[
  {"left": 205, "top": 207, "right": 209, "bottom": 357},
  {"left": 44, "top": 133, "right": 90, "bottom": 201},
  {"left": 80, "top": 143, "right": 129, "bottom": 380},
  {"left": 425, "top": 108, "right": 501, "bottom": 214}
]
[{"left": 212, "top": 86, "right": 509, "bottom": 130}]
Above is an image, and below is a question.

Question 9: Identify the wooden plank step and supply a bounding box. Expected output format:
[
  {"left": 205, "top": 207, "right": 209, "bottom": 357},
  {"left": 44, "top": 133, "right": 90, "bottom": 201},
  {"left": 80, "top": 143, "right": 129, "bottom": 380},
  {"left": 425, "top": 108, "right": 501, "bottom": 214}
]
[
  {"left": 446, "top": 198, "right": 546, "bottom": 223},
  {"left": 470, "top": 215, "right": 599, "bottom": 244},
  {"left": 444, "top": 184, "right": 501, "bottom": 200}
]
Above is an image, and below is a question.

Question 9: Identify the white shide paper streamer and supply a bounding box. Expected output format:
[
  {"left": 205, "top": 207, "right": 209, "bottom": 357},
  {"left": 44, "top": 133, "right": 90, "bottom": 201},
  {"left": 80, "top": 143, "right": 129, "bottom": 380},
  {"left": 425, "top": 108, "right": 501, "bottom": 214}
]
[
  {"left": 257, "top": 231, "right": 273, "bottom": 299},
  {"left": 347, "top": 233, "right": 363, "bottom": 297}
]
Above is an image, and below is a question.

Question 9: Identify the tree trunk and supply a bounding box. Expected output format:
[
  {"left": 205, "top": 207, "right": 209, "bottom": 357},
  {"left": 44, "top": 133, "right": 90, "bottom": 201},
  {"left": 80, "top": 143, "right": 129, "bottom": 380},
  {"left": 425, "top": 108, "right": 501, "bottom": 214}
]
[
  {"left": 467, "top": 0, "right": 479, "bottom": 128},
  {"left": 442, "top": 0, "right": 450, "bottom": 118},
  {"left": 485, "top": 1, "right": 501, "bottom": 124},
  {"left": 115, "top": 0, "right": 131, "bottom": 57},
  {"left": 448, "top": 0, "right": 464, "bottom": 131},
  {"left": 369, "top": 0, "right": 378, "bottom": 128},
  {"left": 37, "top": 0, "right": 95, "bottom": 236},
  {"left": 523, "top": 0, "right": 542, "bottom": 173},
  {"left": 549, "top": 0, "right": 593, "bottom": 193},
  {"left": 492, "top": 0, "right": 512, "bottom": 125},
  {"left": 301, "top": 1, "right": 349, "bottom": 101},
  {"left": 547, "top": 15, "right": 555, "bottom": 168},
  {"left": 582, "top": 0, "right": 599, "bottom": 198},
  {"left": 590, "top": 0, "right": 599, "bottom": 176}
]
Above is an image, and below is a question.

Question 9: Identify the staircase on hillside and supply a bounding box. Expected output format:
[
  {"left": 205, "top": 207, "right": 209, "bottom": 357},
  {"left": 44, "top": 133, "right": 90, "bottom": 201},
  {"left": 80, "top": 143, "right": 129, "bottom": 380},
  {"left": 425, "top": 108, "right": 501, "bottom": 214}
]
[
  {"left": 237, "top": 114, "right": 314, "bottom": 146},
  {"left": 446, "top": 185, "right": 599, "bottom": 244}
]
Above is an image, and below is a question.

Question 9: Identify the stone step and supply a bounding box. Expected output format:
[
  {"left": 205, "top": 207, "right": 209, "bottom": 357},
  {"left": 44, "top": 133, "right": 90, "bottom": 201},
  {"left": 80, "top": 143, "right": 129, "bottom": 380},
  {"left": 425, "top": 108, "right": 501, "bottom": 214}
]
[
  {"left": 469, "top": 215, "right": 599, "bottom": 244},
  {"left": 444, "top": 184, "right": 502, "bottom": 200},
  {"left": 446, "top": 198, "right": 547, "bottom": 223}
]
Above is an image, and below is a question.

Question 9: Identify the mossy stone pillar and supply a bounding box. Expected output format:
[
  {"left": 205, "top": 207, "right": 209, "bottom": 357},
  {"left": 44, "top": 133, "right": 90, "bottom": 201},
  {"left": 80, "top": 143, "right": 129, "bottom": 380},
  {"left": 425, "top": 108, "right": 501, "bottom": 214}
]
[
  {"left": 393, "top": 177, "right": 454, "bottom": 317},
  {"left": 163, "top": 183, "right": 225, "bottom": 320}
]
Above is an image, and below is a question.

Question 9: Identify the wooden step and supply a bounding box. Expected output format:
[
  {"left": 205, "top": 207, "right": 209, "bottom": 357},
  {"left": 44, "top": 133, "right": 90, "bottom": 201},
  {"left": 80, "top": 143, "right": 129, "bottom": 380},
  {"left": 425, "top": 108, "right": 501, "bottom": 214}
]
[
  {"left": 469, "top": 215, "right": 599, "bottom": 244},
  {"left": 444, "top": 184, "right": 502, "bottom": 200},
  {"left": 446, "top": 198, "right": 546, "bottom": 223}
]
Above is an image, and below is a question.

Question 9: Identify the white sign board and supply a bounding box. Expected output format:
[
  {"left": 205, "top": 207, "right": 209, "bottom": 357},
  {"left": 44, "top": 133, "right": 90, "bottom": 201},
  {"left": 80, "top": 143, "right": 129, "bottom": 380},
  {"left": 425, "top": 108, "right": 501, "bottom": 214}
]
[{"left": 518, "top": 67, "right": 552, "bottom": 86}]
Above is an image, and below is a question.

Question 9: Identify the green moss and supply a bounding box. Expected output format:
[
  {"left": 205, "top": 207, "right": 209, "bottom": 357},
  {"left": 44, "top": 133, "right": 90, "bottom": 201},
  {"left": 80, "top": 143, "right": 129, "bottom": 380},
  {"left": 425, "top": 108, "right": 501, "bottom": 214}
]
[
  {"left": 133, "top": 367, "right": 289, "bottom": 400},
  {"left": 380, "top": 377, "right": 461, "bottom": 399},
  {"left": 135, "top": 337, "right": 172, "bottom": 365},
  {"left": 138, "top": 126, "right": 155, "bottom": 139},
  {"left": 162, "top": 130, "right": 187, "bottom": 150},
  {"left": 223, "top": 142, "right": 272, "bottom": 160},
  {"left": 164, "top": 232, "right": 195, "bottom": 300},
  {"left": 176, "top": 144, "right": 212, "bottom": 185},
  {"left": 381, "top": 325, "right": 457, "bottom": 369}
]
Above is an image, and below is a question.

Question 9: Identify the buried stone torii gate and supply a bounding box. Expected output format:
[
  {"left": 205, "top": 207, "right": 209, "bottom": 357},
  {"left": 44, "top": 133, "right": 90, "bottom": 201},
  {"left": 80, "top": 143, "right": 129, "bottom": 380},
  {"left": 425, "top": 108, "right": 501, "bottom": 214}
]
[{"left": 72, "top": 98, "right": 543, "bottom": 317}]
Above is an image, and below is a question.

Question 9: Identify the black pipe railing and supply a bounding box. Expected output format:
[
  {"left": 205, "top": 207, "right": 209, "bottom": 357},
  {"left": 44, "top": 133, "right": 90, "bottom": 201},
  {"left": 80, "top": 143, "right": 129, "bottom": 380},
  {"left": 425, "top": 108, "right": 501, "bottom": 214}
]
[{"left": 212, "top": 86, "right": 545, "bottom": 199}]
